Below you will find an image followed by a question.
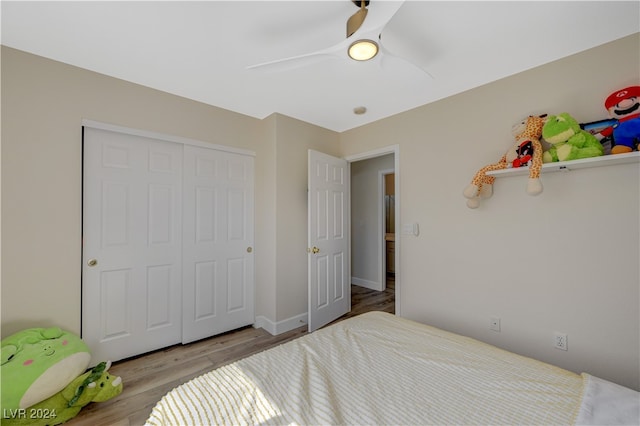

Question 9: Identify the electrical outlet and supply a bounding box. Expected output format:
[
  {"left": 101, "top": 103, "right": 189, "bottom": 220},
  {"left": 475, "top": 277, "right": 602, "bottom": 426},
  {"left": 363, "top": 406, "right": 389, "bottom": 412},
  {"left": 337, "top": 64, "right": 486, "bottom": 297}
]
[
  {"left": 554, "top": 332, "right": 568, "bottom": 351},
  {"left": 490, "top": 317, "right": 501, "bottom": 332}
]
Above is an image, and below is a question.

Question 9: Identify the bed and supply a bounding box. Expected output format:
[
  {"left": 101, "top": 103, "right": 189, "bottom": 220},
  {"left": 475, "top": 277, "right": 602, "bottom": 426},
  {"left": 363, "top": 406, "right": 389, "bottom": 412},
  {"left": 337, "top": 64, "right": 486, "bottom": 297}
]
[{"left": 145, "top": 311, "right": 639, "bottom": 425}]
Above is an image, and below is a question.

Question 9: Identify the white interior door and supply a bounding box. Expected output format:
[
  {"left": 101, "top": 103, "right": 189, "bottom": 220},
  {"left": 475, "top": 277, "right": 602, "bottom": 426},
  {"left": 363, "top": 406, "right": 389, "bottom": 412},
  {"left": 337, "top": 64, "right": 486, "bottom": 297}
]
[
  {"left": 82, "top": 128, "right": 183, "bottom": 364},
  {"left": 308, "top": 150, "right": 350, "bottom": 332},
  {"left": 182, "top": 145, "right": 255, "bottom": 344}
]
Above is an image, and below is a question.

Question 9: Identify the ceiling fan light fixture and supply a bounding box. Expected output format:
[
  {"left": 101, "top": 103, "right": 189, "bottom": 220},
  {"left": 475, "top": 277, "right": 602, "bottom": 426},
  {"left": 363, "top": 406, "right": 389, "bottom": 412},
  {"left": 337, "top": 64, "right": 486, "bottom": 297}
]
[{"left": 348, "top": 39, "right": 378, "bottom": 61}]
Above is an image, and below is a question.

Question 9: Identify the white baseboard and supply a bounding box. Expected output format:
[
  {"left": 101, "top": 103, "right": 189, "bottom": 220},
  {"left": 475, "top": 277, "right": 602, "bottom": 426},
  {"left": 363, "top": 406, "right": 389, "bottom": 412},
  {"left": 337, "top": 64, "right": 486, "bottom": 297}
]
[
  {"left": 254, "top": 313, "right": 308, "bottom": 336},
  {"left": 352, "top": 276, "right": 382, "bottom": 291}
]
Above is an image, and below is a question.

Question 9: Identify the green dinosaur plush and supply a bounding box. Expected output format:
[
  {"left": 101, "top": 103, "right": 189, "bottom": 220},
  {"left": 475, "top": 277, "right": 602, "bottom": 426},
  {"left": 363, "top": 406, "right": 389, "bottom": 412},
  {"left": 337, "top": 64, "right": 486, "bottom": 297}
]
[
  {"left": 1, "top": 361, "right": 123, "bottom": 426},
  {"left": 1, "top": 328, "right": 91, "bottom": 412},
  {"left": 542, "top": 113, "right": 604, "bottom": 162}
]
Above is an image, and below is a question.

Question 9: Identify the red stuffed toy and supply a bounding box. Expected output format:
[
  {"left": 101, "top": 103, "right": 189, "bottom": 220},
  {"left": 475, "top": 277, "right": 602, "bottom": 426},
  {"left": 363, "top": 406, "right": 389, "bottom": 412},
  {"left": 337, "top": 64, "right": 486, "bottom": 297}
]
[
  {"left": 511, "top": 140, "right": 534, "bottom": 168},
  {"left": 598, "top": 86, "right": 640, "bottom": 154}
]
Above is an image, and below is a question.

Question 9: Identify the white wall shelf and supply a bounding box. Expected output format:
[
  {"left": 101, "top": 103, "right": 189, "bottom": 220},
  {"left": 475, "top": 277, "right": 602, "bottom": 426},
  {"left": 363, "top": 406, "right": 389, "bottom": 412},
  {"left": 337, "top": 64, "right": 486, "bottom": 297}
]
[{"left": 486, "top": 151, "right": 640, "bottom": 177}]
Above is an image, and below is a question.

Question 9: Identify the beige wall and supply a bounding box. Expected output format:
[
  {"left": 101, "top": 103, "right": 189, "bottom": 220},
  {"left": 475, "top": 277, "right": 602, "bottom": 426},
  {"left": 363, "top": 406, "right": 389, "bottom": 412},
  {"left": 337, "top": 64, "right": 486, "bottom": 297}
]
[
  {"left": 3, "top": 32, "right": 639, "bottom": 392},
  {"left": 0, "top": 47, "right": 339, "bottom": 338},
  {"left": 254, "top": 114, "right": 278, "bottom": 321},
  {"left": 0, "top": 46, "right": 256, "bottom": 334},
  {"left": 339, "top": 34, "right": 640, "bottom": 390},
  {"left": 273, "top": 115, "right": 340, "bottom": 322}
]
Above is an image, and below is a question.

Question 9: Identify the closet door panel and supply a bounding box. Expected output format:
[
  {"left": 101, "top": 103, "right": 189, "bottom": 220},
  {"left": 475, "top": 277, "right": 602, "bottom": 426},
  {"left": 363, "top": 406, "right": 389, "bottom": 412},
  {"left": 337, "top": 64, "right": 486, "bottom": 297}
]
[
  {"left": 194, "top": 260, "right": 217, "bottom": 319},
  {"left": 182, "top": 146, "right": 254, "bottom": 344},
  {"left": 83, "top": 128, "right": 182, "bottom": 364}
]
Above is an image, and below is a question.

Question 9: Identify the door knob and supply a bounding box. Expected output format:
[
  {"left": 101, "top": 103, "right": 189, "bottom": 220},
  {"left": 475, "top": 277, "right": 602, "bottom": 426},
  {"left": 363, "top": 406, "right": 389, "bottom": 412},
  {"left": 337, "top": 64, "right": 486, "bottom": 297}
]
[
  {"left": 87, "top": 259, "right": 98, "bottom": 267},
  {"left": 311, "top": 246, "right": 320, "bottom": 254},
  {"left": 247, "top": 247, "right": 253, "bottom": 253}
]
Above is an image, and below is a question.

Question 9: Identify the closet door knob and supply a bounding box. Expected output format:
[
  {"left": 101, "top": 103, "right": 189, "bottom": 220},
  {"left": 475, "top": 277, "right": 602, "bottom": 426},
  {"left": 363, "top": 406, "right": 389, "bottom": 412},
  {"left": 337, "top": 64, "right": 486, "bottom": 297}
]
[
  {"left": 247, "top": 247, "right": 253, "bottom": 253},
  {"left": 87, "top": 259, "right": 98, "bottom": 267}
]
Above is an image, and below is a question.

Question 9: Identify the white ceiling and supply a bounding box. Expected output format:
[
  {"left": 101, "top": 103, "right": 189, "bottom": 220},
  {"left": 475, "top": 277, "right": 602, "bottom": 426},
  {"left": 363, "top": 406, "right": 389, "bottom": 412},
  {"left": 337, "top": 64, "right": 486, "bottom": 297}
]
[{"left": 2, "top": 1, "right": 638, "bottom": 132}]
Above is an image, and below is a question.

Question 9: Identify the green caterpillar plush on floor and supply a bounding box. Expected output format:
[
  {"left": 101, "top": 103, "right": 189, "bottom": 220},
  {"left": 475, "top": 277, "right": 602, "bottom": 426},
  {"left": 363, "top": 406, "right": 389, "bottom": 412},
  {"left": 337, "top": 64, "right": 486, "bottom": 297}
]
[
  {"left": 542, "top": 113, "right": 604, "bottom": 162},
  {"left": 2, "top": 361, "right": 123, "bottom": 426}
]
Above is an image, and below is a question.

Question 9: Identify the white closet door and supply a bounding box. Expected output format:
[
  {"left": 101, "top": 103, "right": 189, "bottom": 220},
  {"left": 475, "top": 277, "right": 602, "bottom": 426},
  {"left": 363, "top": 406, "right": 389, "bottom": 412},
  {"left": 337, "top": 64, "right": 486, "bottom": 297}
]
[
  {"left": 82, "top": 128, "right": 183, "bottom": 364},
  {"left": 182, "top": 145, "right": 255, "bottom": 344}
]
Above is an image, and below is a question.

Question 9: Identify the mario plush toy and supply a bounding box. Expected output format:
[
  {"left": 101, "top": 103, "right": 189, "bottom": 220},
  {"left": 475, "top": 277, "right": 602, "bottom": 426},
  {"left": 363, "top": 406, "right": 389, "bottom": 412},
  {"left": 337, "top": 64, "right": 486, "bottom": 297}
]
[{"left": 599, "top": 86, "right": 640, "bottom": 154}]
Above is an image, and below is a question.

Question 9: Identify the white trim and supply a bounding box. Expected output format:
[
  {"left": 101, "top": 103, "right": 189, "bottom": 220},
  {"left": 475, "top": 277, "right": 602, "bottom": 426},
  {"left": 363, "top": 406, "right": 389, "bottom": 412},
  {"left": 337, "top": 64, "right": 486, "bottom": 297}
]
[
  {"left": 82, "top": 119, "right": 256, "bottom": 157},
  {"left": 254, "top": 313, "right": 307, "bottom": 336},
  {"left": 344, "top": 145, "right": 398, "bottom": 162},
  {"left": 379, "top": 168, "right": 394, "bottom": 292},
  {"left": 352, "top": 277, "right": 381, "bottom": 291},
  {"left": 394, "top": 148, "right": 400, "bottom": 317},
  {"left": 345, "top": 145, "right": 401, "bottom": 317}
]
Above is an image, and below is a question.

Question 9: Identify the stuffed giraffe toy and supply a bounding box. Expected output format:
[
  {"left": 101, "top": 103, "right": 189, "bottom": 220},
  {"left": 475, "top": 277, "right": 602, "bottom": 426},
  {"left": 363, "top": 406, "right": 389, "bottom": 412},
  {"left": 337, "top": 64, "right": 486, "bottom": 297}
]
[{"left": 463, "top": 114, "right": 547, "bottom": 209}]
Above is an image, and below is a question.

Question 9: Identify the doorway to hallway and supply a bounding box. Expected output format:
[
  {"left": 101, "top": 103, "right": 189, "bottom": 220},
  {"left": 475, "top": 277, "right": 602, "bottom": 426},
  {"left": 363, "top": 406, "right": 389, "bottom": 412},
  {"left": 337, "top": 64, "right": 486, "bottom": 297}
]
[{"left": 349, "top": 152, "right": 397, "bottom": 312}]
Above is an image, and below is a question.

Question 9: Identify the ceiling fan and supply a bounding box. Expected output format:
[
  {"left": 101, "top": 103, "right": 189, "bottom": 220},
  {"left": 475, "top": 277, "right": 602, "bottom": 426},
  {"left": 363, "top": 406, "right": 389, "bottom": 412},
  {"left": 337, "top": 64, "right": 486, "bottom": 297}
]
[{"left": 247, "top": 0, "right": 432, "bottom": 77}]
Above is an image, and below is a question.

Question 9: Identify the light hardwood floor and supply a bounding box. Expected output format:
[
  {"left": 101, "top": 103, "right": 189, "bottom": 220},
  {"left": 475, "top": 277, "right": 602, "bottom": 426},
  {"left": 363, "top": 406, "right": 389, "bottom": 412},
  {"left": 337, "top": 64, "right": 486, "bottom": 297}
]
[{"left": 69, "top": 280, "right": 395, "bottom": 426}]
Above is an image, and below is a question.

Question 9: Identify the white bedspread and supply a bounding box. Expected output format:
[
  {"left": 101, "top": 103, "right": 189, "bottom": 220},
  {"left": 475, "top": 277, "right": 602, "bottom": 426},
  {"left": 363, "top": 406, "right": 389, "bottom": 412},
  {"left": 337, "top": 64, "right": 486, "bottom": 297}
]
[
  {"left": 145, "top": 311, "right": 638, "bottom": 425},
  {"left": 576, "top": 374, "right": 639, "bottom": 425}
]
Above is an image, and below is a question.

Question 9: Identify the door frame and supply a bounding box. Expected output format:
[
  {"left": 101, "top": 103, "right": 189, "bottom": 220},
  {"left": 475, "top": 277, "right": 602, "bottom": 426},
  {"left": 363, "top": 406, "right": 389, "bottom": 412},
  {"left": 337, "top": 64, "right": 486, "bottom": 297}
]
[
  {"left": 345, "top": 144, "right": 400, "bottom": 316},
  {"left": 380, "top": 168, "right": 395, "bottom": 290}
]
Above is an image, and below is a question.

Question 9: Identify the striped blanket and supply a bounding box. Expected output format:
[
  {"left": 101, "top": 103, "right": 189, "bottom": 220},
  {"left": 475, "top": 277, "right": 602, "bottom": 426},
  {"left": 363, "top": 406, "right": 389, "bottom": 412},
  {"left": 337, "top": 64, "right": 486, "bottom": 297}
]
[{"left": 145, "top": 311, "right": 592, "bottom": 425}]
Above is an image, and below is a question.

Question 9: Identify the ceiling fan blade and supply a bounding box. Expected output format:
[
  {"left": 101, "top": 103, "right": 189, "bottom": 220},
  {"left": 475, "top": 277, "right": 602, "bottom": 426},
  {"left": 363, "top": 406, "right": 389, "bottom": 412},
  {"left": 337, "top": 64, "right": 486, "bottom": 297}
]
[
  {"left": 246, "top": 39, "right": 348, "bottom": 72},
  {"left": 378, "top": 36, "right": 434, "bottom": 79},
  {"left": 247, "top": 0, "right": 406, "bottom": 72},
  {"left": 379, "top": 47, "right": 434, "bottom": 80}
]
